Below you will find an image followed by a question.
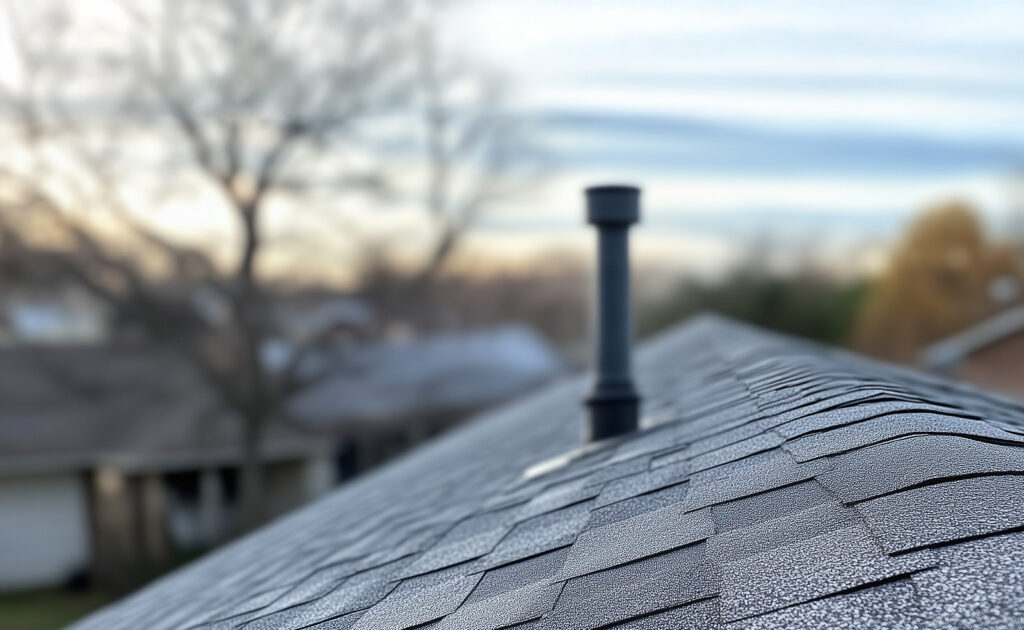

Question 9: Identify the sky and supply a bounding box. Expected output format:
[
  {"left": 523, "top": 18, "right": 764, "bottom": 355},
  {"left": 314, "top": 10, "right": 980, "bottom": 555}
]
[
  {"left": 445, "top": 0, "right": 1024, "bottom": 276},
  {"left": 7, "top": 0, "right": 1024, "bottom": 282}
]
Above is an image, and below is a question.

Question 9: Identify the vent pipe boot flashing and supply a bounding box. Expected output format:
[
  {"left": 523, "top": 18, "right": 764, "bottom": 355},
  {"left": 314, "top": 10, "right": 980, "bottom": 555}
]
[{"left": 585, "top": 185, "right": 641, "bottom": 441}]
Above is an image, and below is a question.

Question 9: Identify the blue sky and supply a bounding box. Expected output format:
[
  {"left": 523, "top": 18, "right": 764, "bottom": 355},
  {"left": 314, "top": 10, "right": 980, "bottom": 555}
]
[{"left": 446, "top": 0, "right": 1024, "bottom": 275}]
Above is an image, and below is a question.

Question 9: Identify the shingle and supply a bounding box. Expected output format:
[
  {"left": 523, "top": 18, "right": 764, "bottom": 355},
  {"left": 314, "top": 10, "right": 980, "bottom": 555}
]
[
  {"left": 400, "top": 506, "right": 520, "bottom": 577},
  {"left": 771, "top": 400, "right": 979, "bottom": 439},
  {"left": 349, "top": 565, "right": 483, "bottom": 630},
  {"left": 299, "top": 611, "right": 365, "bottom": 630},
  {"left": 594, "top": 460, "right": 689, "bottom": 508},
  {"left": 679, "top": 432, "right": 786, "bottom": 474},
  {"left": 481, "top": 501, "right": 590, "bottom": 569},
  {"left": 467, "top": 548, "right": 569, "bottom": 605},
  {"left": 910, "top": 531, "right": 1024, "bottom": 629},
  {"left": 242, "top": 559, "right": 407, "bottom": 630},
  {"left": 608, "top": 425, "right": 687, "bottom": 463},
  {"left": 711, "top": 480, "right": 831, "bottom": 532},
  {"left": 709, "top": 502, "right": 857, "bottom": 562},
  {"left": 250, "top": 561, "right": 361, "bottom": 617},
  {"left": 434, "top": 582, "right": 562, "bottom": 630},
  {"left": 513, "top": 477, "right": 602, "bottom": 522},
  {"left": 604, "top": 599, "right": 719, "bottom": 629},
  {"left": 783, "top": 412, "right": 1024, "bottom": 462},
  {"left": 817, "top": 435, "right": 1024, "bottom": 503},
  {"left": 545, "top": 544, "right": 719, "bottom": 629},
  {"left": 684, "top": 451, "right": 831, "bottom": 511},
  {"left": 855, "top": 474, "right": 1024, "bottom": 553},
  {"left": 756, "top": 392, "right": 931, "bottom": 432},
  {"left": 718, "top": 525, "right": 935, "bottom": 622},
  {"left": 199, "top": 584, "right": 294, "bottom": 626},
  {"left": 587, "top": 481, "right": 690, "bottom": 529},
  {"left": 583, "top": 456, "right": 653, "bottom": 487},
  {"left": 555, "top": 503, "right": 714, "bottom": 580},
  {"left": 726, "top": 578, "right": 925, "bottom": 630}
]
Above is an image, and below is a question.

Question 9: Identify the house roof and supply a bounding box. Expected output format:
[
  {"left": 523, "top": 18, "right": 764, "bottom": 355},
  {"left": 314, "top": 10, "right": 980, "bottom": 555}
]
[
  {"left": 289, "top": 326, "right": 563, "bottom": 426},
  {"left": 920, "top": 303, "right": 1024, "bottom": 369},
  {"left": 70, "top": 315, "right": 1024, "bottom": 629},
  {"left": 0, "top": 344, "right": 323, "bottom": 475}
]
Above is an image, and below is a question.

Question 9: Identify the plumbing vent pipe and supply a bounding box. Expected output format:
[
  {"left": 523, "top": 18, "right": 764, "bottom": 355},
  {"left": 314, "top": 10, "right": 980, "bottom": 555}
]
[{"left": 584, "top": 185, "right": 640, "bottom": 441}]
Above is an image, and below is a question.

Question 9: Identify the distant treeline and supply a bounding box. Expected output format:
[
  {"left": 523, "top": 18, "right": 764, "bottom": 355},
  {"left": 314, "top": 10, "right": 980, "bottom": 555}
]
[
  {"left": 639, "top": 270, "right": 869, "bottom": 345},
  {"left": 639, "top": 199, "right": 1024, "bottom": 362}
]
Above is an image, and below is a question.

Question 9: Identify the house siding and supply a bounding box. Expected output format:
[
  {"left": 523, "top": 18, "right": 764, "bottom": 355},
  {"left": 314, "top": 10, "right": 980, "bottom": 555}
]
[
  {"left": 0, "top": 473, "right": 89, "bottom": 590},
  {"left": 960, "top": 330, "right": 1024, "bottom": 399}
]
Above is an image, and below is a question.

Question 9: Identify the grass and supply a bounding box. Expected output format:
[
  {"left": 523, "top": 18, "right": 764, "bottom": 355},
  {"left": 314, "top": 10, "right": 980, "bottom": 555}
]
[{"left": 0, "top": 589, "right": 114, "bottom": 630}]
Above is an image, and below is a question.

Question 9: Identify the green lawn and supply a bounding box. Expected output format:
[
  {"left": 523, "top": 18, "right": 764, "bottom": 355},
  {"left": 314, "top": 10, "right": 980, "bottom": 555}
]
[{"left": 0, "top": 589, "right": 114, "bottom": 630}]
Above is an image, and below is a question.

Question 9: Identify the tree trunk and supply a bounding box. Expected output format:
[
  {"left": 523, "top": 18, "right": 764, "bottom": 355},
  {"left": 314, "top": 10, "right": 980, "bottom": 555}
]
[{"left": 240, "top": 410, "right": 266, "bottom": 530}]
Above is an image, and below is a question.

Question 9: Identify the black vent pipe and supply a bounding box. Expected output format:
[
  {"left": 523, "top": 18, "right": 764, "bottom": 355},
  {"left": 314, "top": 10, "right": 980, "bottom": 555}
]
[{"left": 585, "top": 185, "right": 640, "bottom": 440}]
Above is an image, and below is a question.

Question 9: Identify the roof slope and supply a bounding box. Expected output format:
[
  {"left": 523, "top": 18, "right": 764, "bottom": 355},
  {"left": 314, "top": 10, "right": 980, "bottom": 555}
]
[
  {"left": 920, "top": 303, "right": 1024, "bottom": 369},
  {"left": 70, "top": 316, "right": 1024, "bottom": 630},
  {"left": 290, "top": 326, "right": 562, "bottom": 426},
  {"left": 0, "top": 344, "right": 319, "bottom": 474}
]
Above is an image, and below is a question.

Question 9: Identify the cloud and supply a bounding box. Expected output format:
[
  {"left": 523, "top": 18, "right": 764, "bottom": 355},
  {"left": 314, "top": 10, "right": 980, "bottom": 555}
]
[{"left": 541, "top": 109, "right": 1024, "bottom": 177}]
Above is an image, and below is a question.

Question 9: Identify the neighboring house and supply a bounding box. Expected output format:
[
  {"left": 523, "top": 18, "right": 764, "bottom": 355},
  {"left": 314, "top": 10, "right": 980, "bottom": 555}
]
[
  {"left": 285, "top": 325, "right": 563, "bottom": 469},
  {"left": 0, "top": 345, "right": 333, "bottom": 592},
  {"left": 920, "top": 304, "right": 1024, "bottom": 399},
  {"left": 71, "top": 316, "right": 1024, "bottom": 630},
  {"left": 273, "top": 295, "right": 374, "bottom": 345},
  {"left": 0, "top": 325, "right": 561, "bottom": 593},
  {"left": 290, "top": 325, "right": 563, "bottom": 427}
]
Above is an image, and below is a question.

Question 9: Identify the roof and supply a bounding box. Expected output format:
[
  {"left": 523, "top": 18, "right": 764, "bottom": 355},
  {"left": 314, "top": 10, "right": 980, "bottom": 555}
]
[
  {"left": 289, "top": 326, "right": 563, "bottom": 426},
  {"left": 0, "top": 344, "right": 322, "bottom": 475},
  {"left": 920, "top": 303, "right": 1024, "bottom": 369},
  {"left": 70, "top": 315, "right": 1024, "bottom": 630}
]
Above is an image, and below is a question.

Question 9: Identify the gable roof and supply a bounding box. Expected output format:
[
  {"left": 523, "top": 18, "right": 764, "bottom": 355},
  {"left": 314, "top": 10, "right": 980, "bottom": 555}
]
[
  {"left": 0, "top": 344, "right": 322, "bottom": 475},
  {"left": 70, "top": 315, "right": 1024, "bottom": 630},
  {"left": 289, "top": 325, "right": 562, "bottom": 426},
  {"left": 920, "top": 303, "right": 1024, "bottom": 369}
]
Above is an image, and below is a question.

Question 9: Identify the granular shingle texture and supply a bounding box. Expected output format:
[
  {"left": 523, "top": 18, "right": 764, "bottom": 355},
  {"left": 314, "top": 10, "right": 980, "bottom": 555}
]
[{"left": 71, "top": 316, "right": 1024, "bottom": 630}]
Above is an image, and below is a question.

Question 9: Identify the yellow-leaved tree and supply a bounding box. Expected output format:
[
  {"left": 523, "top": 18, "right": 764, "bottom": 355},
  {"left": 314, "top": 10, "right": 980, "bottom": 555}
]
[{"left": 853, "top": 200, "right": 1022, "bottom": 361}]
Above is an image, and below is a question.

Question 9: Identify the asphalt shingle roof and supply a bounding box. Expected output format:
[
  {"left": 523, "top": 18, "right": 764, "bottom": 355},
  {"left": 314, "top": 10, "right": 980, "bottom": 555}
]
[
  {"left": 0, "top": 345, "right": 319, "bottom": 473},
  {"left": 70, "top": 315, "right": 1024, "bottom": 629}
]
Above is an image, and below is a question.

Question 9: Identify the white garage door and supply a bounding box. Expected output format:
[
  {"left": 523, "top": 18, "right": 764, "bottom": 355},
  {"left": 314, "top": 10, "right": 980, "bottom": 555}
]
[{"left": 0, "top": 473, "right": 90, "bottom": 591}]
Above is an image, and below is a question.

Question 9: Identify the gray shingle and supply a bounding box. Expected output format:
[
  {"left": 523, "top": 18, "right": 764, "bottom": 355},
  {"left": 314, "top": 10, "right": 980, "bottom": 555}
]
[
  {"left": 718, "top": 525, "right": 934, "bottom": 621},
  {"left": 709, "top": 502, "right": 857, "bottom": 562},
  {"left": 587, "top": 480, "right": 690, "bottom": 529},
  {"left": 467, "top": 548, "right": 568, "bottom": 605},
  {"left": 783, "top": 412, "right": 1024, "bottom": 462},
  {"left": 677, "top": 432, "right": 786, "bottom": 474},
  {"left": 481, "top": 501, "right": 590, "bottom": 569},
  {"left": 684, "top": 451, "right": 831, "bottom": 511},
  {"left": 606, "top": 599, "right": 719, "bottom": 629},
  {"left": 545, "top": 545, "right": 719, "bottom": 629},
  {"left": 400, "top": 506, "right": 520, "bottom": 578},
  {"left": 349, "top": 565, "right": 483, "bottom": 630},
  {"left": 726, "top": 578, "right": 925, "bottom": 630},
  {"left": 434, "top": 582, "right": 562, "bottom": 630},
  {"left": 855, "top": 474, "right": 1024, "bottom": 553},
  {"left": 818, "top": 435, "right": 1024, "bottom": 503},
  {"left": 555, "top": 503, "right": 714, "bottom": 580},
  {"left": 911, "top": 531, "right": 1024, "bottom": 629},
  {"left": 594, "top": 460, "right": 689, "bottom": 508},
  {"left": 711, "top": 480, "right": 831, "bottom": 533}
]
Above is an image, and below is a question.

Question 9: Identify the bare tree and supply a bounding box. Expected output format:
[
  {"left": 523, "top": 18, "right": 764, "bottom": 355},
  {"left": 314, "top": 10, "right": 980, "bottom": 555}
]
[
  {"left": 354, "top": 20, "right": 546, "bottom": 326},
  {"left": 0, "top": 0, "right": 538, "bottom": 528}
]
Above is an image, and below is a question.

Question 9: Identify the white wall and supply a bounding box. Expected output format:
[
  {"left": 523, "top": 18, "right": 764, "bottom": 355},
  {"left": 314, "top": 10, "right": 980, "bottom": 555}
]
[{"left": 0, "top": 473, "right": 90, "bottom": 591}]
